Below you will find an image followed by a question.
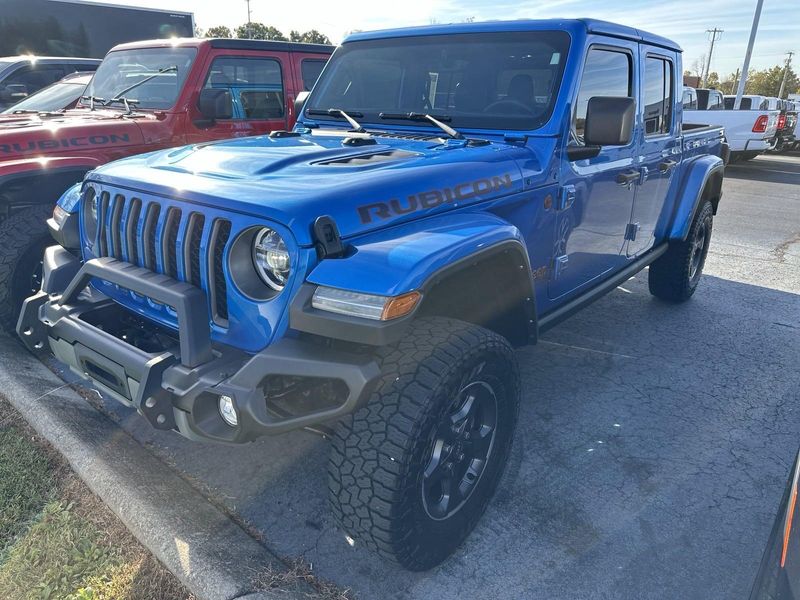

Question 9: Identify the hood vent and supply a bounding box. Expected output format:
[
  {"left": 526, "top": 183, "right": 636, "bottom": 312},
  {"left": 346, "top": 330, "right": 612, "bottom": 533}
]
[
  {"left": 315, "top": 149, "right": 417, "bottom": 167},
  {"left": 370, "top": 131, "right": 443, "bottom": 142}
]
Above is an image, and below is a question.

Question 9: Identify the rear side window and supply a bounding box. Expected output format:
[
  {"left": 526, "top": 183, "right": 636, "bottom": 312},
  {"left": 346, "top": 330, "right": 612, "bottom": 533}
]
[
  {"left": 643, "top": 56, "right": 673, "bottom": 135},
  {"left": 300, "top": 59, "right": 326, "bottom": 91},
  {"left": 572, "top": 48, "right": 632, "bottom": 143},
  {"left": 204, "top": 57, "right": 284, "bottom": 119},
  {"left": 5, "top": 65, "right": 65, "bottom": 91},
  {"left": 707, "top": 91, "right": 723, "bottom": 110},
  {"left": 682, "top": 88, "right": 697, "bottom": 110}
]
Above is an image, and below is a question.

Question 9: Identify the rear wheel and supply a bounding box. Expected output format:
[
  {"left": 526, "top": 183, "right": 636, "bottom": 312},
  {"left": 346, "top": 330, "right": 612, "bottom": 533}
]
[
  {"left": 328, "top": 317, "right": 520, "bottom": 570},
  {"left": 648, "top": 200, "right": 713, "bottom": 303},
  {"left": 0, "top": 205, "right": 52, "bottom": 332}
]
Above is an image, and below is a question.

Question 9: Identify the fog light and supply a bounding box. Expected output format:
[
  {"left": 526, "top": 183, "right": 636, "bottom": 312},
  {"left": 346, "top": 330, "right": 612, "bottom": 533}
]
[{"left": 218, "top": 395, "right": 238, "bottom": 427}]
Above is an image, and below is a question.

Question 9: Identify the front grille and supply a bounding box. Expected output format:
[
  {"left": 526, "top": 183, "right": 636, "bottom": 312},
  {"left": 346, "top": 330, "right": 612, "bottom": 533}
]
[{"left": 92, "top": 189, "right": 232, "bottom": 327}]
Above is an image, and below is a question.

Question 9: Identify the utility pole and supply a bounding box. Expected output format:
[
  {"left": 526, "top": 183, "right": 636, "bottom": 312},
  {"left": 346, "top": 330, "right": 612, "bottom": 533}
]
[
  {"left": 703, "top": 28, "right": 723, "bottom": 87},
  {"left": 735, "top": 0, "right": 764, "bottom": 109},
  {"left": 245, "top": 0, "right": 252, "bottom": 39},
  {"left": 778, "top": 51, "right": 795, "bottom": 99},
  {"left": 730, "top": 68, "right": 740, "bottom": 94}
]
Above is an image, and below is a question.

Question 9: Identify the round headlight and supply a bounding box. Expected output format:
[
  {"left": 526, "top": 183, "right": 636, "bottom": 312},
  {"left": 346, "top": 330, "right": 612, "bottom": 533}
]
[{"left": 252, "top": 228, "right": 290, "bottom": 291}]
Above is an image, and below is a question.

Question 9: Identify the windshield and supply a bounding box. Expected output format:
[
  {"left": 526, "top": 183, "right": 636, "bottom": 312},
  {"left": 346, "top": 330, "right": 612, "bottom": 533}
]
[
  {"left": 3, "top": 79, "right": 87, "bottom": 113},
  {"left": 307, "top": 32, "right": 570, "bottom": 131},
  {"left": 80, "top": 47, "right": 196, "bottom": 110}
]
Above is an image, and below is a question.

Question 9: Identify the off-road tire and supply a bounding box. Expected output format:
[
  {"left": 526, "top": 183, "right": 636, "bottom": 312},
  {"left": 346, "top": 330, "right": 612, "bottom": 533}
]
[
  {"left": 648, "top": 200, "right": 713, "bottom": 303},
  {"left": 0, "top": 205, "right": 52, "bottom": 332},
  {"left": 328, "top": 317, "right": 520, "bottom": 571}
]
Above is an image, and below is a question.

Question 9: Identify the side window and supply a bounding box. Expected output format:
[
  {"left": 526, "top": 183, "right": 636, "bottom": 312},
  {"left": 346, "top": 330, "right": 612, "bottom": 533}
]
[
  {"left": 300, "top": 59, "right": 326, "bottom": 92},
  {"left": 6, "top": 65, "right": 65, "bottom": 92},
  {"left": 643, "top": 56, "right": 673, "bottom": 135},
  {"left": 707, "top": 91, "right": 723, "bottom": 110},
  {"left": 204, "top": 57, "right": 284, "bottom": 119},
  {"left": 572, "top": 48, "right": 632, "bottom": 144},
  {"left": 682, "top": 88, "right": 697, "bottom": 110}
]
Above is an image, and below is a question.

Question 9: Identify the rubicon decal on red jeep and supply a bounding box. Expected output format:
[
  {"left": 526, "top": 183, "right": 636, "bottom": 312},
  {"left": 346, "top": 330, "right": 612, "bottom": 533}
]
[
  {"left": 357, "top": 173, "right": 514, "bottom": 224},
  {"left": 0, "top": 133, "right": 131, "bottom": 154}
]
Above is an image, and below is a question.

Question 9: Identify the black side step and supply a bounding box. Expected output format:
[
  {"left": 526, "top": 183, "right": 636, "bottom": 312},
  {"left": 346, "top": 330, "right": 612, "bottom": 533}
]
[{"left": 537, "top": 243, "right": 668, "bottom": 334}]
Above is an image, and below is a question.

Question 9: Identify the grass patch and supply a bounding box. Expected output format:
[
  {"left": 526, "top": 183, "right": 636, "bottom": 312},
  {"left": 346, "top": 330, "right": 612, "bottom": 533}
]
[
  {"left": 0, "top": 501, "right": 117, "bottom": 600},
  {"left": 0, "top": 427, "right": 56, "bottom": 555},
  {"left": 0, "top": 398, "right": 193, "bottom": 600}
]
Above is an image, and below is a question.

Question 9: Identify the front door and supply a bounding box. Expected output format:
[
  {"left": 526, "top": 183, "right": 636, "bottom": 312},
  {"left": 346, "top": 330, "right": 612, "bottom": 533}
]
[
  {"left": 549, "top": 42, "right": 639, "bottom": 300},
  {"left": 185, "top": 53, "right": 289, "bottom": 144},
  {"left": 628, "top": 48, "right": 679, "bottom": 256}
]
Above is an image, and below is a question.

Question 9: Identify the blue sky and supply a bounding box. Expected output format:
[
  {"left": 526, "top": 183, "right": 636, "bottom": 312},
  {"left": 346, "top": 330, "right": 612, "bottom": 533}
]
[{"left": 99, "top": 0, "right": 795, "bottom": 75}]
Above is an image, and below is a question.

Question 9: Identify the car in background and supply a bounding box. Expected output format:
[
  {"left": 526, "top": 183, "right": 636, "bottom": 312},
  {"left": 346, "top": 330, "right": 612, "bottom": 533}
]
[
  {"left": 686, "top": 93, "right": 779, "bottom": 161},
  {"left": 1, "top": 72, "right": 92, "bottom": 114},
  {"left": 749, "top": 448, "right": 800, "bottom": 599},
  {"left": 769, "top": 98, "right": 798, "bottom": 153},
  {"left": 696, "top": 88, "right": 724, "bottom": 111},
  {"left": 0, "top": 56, "right": 100, "bottom": 110}
]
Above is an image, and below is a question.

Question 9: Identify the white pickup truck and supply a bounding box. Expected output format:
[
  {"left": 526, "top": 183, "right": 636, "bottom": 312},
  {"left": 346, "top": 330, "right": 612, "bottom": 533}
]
[{"left": 683, "top": 89, "right": 778, "bottom": 161}]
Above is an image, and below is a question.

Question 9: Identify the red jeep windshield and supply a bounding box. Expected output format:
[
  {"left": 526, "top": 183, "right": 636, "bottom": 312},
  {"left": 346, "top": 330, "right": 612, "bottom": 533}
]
[
  {"left": 307, "top": 31, "right": 570, "bottom": 131},
  {"left": 81, "top": 47, "right": 196, "bottom": 110}
]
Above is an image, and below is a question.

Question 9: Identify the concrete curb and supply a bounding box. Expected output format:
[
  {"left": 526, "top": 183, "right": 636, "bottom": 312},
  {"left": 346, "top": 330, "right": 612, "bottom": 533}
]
[{"left": 0, "top": 335, "right": 312, "bottom": 600}]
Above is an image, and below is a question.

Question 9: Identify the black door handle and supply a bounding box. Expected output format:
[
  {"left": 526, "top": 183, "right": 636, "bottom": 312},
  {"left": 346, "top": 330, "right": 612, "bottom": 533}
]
[
  {"left": 615, "top": 170, "right": 639, "bottom": 185},
  {"left": 659, "top": 159, "right": 678, "bottom": 173}
]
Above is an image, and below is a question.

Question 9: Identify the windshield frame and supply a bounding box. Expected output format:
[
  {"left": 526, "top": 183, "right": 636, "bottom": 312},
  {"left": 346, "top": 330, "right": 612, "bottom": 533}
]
[
  {"left": 79, "top": 46, "right": 197, "bottom": 111},
  {"left": 304, "top": 31, "right": 572, "bottom": 133}
]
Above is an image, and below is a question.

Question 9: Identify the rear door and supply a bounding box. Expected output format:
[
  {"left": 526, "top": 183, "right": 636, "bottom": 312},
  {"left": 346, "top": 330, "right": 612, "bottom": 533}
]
[
  {"left": 550, "top": 41, "right": 639, "bottom": 300},
  {"left": 627, "top": 48, "right": 679, "bottom": 256},
  {"left": 186, "top": 51, "right": 289, "bottom": 143}
]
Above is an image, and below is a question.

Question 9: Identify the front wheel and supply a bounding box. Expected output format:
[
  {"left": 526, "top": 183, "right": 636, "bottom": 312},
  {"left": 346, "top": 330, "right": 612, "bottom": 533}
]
[
  {"left": 328, "top": 317, "right": 520, "bottom": 571},
  {"left": 0, "top": 205, "right": 53, "bottom": 332},
  {"left": 648, "top": 200, "right": 713, "bottom": 302}
]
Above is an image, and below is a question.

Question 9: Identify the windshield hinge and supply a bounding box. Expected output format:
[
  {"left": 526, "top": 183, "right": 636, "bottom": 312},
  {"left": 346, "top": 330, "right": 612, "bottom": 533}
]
[{"left": 313, "top": 216, "right": 345, "bottom": 259}]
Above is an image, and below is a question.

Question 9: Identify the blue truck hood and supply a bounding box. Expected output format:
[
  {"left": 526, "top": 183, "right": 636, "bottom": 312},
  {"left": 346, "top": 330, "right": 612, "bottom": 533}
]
[{"left": 87, "top": 130, "right": 545, "bottom": 247}]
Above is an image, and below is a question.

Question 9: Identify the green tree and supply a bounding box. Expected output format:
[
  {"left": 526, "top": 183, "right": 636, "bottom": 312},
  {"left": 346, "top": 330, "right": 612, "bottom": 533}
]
[
  {"left": 744, "top": 65, "right": 799, "bottom": 97},
  {"left": 289, "top": 29, "right": 331, "bottom": 44},
  {"left": 235, "top": 22, "right": 287, "bottom": 41},
  {"left": 205, "top": 25, "right": 232, "bottom": 38},
  {"left": 706, "top": 71, "right": 721, "bottom": 90}
]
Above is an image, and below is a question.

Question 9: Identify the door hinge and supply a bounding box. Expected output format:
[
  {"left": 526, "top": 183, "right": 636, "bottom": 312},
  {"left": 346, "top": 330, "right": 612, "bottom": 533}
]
[
  {"left": 557, "top": 185, "right": 576, "bottom": 211},
  {"left": 553, "top": 254, "right": 569, "bottom": 279},
  {"left": 625, "top": 222, "right": 640, "bottom": 241}
]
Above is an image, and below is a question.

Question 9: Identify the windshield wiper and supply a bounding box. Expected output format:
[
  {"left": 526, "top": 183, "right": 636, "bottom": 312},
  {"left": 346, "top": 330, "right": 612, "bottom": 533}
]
[
  {"left": 104, "top": 96, "right": 141, "bottom": 114},
  {"left": 80, "top": 95, "right": 106, "bottom": 110},
  {"left": 379, "top": 112, "right": 464, "bottom": 140},
  {"left": 110, "top": 65, "right": 177, "bottom": 103},
  {"left": 306, "top": 108, "right": 366, "bottom": 133}
]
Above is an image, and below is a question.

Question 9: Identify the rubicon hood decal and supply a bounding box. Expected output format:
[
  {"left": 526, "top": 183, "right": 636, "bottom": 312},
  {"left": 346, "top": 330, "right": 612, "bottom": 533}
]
[{"left": 358, "top": 173, "right": 514, "bottom": 224}]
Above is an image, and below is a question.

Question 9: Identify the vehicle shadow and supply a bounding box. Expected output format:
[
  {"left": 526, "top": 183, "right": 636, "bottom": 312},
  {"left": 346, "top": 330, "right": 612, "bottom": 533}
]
[
  {"left": 726, "top": 154, "right": 800, "bottom": 185},
  {"left": 4, "top": 272, "right": 799, "bottom": 600}
]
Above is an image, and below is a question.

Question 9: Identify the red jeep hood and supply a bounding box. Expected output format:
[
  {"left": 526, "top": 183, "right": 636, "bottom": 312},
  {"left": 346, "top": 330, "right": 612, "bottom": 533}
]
[{"left": 0, "top": 109, "right": 147, "bottom": 160}]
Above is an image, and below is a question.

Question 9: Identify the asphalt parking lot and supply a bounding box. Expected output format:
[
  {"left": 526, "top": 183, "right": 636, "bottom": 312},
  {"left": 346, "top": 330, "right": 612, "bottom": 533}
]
[{"left": 15, "top": 153, "right": 800, "bottom": 599}]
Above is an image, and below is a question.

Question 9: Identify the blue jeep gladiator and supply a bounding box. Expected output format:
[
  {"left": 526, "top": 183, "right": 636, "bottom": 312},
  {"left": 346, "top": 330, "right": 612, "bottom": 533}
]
[{"left": 18, "top": 19, "right": 727, "bottom": 570}]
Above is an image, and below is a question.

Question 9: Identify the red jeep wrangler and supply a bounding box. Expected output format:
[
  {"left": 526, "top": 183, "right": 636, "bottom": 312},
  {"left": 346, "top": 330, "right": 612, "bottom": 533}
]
[{"left": 0, "top": 37, "right": 332, "bottom": 329}]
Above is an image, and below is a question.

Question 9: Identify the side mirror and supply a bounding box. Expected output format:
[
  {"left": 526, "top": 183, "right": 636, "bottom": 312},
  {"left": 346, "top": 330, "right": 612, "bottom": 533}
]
[
  {"left": 197, "top": 88, "right": 232, "bottom": 121},
  {"left": 294, "top": 91, "right": 310, "bottom": 119},
  {"left": 584, "top": 96, "right": 635, "bottom": 146}
]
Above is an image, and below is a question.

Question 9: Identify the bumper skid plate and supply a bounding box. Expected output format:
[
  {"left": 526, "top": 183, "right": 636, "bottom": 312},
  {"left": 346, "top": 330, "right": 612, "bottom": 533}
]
[{"left": 17, "top": 247, "right": 380, "bottom": 443}]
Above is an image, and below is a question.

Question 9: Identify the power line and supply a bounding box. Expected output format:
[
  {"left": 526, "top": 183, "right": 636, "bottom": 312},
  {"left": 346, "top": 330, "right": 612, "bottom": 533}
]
[{"left": 703, "top": 28, "right": 724, "bottom": 87}]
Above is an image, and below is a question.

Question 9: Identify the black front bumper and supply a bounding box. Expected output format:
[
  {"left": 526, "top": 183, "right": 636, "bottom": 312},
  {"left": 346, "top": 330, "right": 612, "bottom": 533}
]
[{"left": 18, "top": 247, "right": 380, "bottom": 443}]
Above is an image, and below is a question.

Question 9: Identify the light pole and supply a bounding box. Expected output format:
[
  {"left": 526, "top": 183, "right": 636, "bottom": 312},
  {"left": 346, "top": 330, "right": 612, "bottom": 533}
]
[{"left": 734, "top": 0, "right": 764, "bottom": 109}]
